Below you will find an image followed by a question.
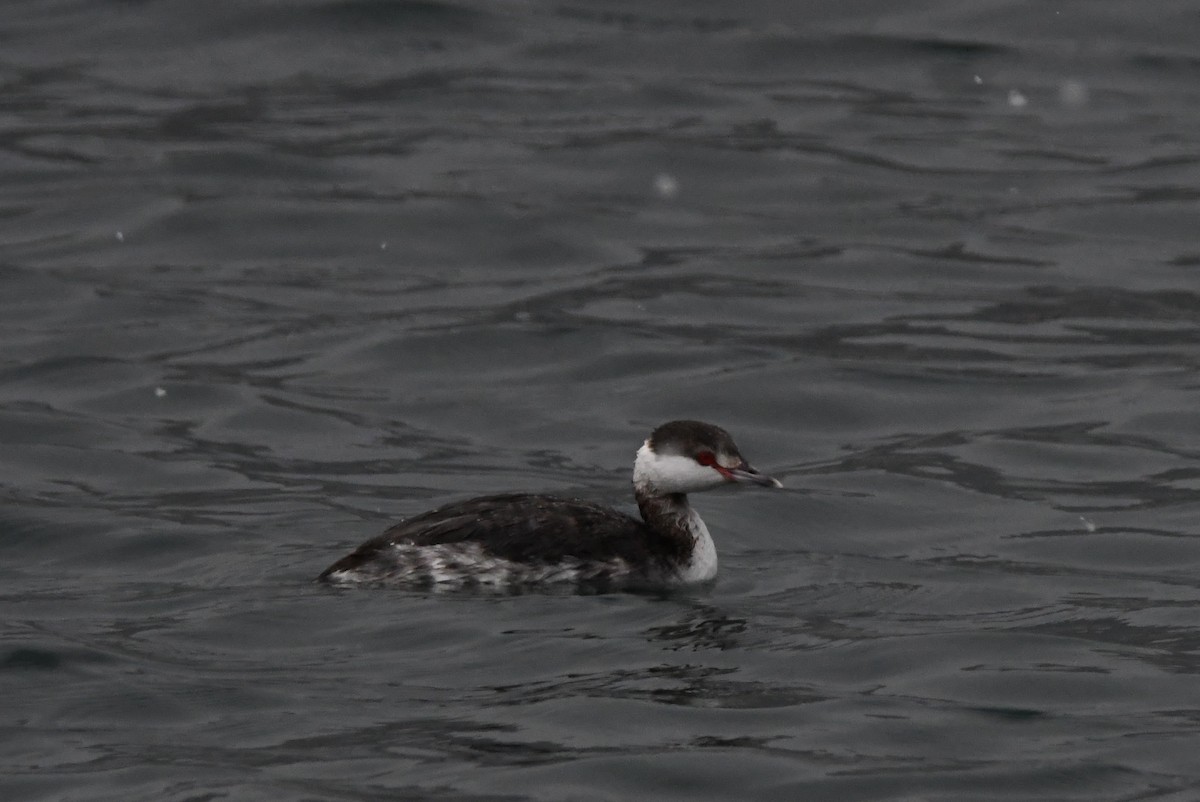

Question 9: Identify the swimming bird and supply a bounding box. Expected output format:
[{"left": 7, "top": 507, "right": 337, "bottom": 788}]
[{"left": 318, "top": 420, "right": 780, "bottom": 590}]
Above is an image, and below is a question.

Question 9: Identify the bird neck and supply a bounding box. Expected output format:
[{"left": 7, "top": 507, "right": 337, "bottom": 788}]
[
  {"left": 634, "top": 484, "right": 692, "bottom": 537},
  {"left": 633, "top": 483, "right": 716, "bottom": 581}
]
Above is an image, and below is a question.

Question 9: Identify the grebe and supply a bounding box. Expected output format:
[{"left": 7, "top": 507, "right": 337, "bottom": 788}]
[{"left": 318, "top": 420, "right": 781, "bottom": 590}]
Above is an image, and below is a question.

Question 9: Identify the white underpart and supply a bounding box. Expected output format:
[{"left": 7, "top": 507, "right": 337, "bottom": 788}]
[
  {"left": 632, "top": 442, "right": 727, "bottom": 494},
  {"left": 676, "top": 509, "right": 718, "bottom": 583}
]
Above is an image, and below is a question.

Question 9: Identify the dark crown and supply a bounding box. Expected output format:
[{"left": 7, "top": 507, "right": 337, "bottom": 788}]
[{"left": 648, "top": 420, "right": 741, "bottom": 459}]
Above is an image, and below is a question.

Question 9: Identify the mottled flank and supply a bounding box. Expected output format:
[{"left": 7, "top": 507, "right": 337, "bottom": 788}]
[
  {"left": 318, "top": 493, "right": 695, "bottom": 590},
  {"left": 321, "top": 542, "right": 634, "bottom": 590}
]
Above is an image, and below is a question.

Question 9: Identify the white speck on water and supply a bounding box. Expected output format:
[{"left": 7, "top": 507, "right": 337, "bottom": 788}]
[
  {"left": 653, "top": 173, "right": 679, "bottom": 199},
  {"left": 1007, "top": 89, "right": 1028, "bottom": 108},
  {"left": 973, "top": 75, "right": 983, "bottom": 85},
  {"left": 1079, "top": 516, "right": 1097, "bottom": 533},
  {"left": 115, "top": 231, "right": 124, "bottom": 242},
  {"left": 154, "top": 386, "right": 167, "bottom": 398},
  {"left": 1059, "top": 79, "right": 1089, "bottom": 107},
  {"left": 380, "top": 241, "right": 388, "bottom": 250}
]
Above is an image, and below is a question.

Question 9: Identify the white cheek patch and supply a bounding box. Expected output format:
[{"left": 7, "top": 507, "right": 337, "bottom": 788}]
[
  {"left": 717, "top": 452, "right": 740, "bottom": 469},
  {"left": 633, "top": 443, "right": 727, "bottom": 493}
]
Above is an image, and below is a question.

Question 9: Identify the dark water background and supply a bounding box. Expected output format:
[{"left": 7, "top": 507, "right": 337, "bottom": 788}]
[{"left": 4, "top": 1, "right": 1200, "bottom": 800}]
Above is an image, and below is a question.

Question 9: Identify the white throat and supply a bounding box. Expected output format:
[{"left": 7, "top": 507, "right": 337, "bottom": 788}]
[{"left": 678, "top": 509, "right": 718, "bottom": 583}]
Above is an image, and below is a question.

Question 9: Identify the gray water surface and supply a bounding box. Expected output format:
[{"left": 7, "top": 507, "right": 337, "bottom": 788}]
[{"left": 3, "top": 2, "right": 1200, "bottom": 800}]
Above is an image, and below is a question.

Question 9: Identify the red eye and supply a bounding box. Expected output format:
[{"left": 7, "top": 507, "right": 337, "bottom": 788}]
[{"left": 695, "top": 451, "right": 716, "bottom": 467}]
